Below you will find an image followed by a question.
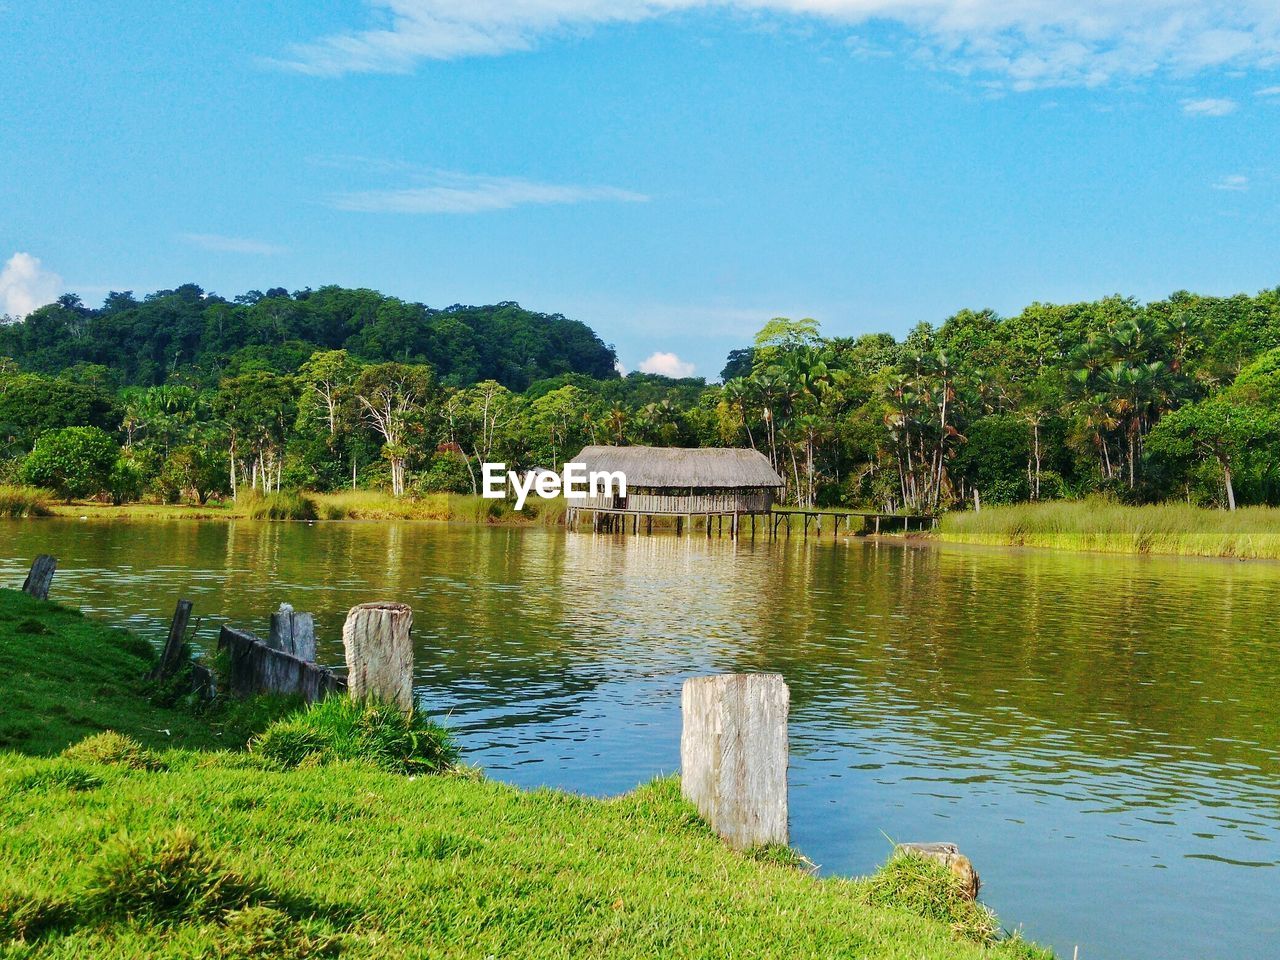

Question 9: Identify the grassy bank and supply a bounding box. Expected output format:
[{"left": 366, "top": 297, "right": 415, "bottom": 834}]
[
  {"left": 0, "top": 486, "right": 54, "bottom": 519},
  {"left": 941, "top": 498, "right": 1280, "bottom": 559},
  {"left": 0, "top": 589, "right": 1049, "bottom": 958},
  {"left": 40, "top": 490, "right": 567, "bottom": 526}
]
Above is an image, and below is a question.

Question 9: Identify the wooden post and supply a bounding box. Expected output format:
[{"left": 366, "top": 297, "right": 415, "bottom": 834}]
[
  {"left": 152, "top": 598, "right": 193, "bottom": 681},
  {"left": 681, "top": 674, "right": 789, "bottom": 850},
  {"left": 676, "top": 516, "right": 683, "bottom": 537},
  {"left": 21, "top": 555, "right": 56, "bottom": 600},
  {"left": 896, "top": 842, "right": 980, "bottom": 900},
  {"left": 342, "top": 601, "right": 414, "bottom": 711},
  {"left": 269, "top": 603, "right": 316, "bottom": 662},
  {"left": 646, "top": 515, "right": 653, "bottom": 535}
]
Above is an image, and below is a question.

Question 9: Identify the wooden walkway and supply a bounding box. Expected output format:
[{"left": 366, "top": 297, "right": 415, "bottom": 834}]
[
  {"left": 771, "top": 510, "right": 938, "bottom": 540},
  {"left": 568, "top": 507, "right": 938, "bottom": 540}
]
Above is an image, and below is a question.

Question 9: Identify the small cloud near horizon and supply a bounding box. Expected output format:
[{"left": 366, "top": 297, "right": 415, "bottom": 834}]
[
  {"left": 1212, "top": 174, "right": 1250, "bottom": 191},
  {"left": 0, "top": 252, "right": 63, "bottom": 318},
  {"left": 638, "top": 351, "right": 696, "bottom": 378},
  {"left": 180, "top": 233, "right": 289, "bottom": 255},
  {"left": 1182, "top": 97, "right": 1239, "bottom": 116}
]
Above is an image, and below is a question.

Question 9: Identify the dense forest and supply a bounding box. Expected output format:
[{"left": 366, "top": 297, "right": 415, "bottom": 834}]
[{"left": 3, "top": 282, "right": 1280, "bottom": 511}]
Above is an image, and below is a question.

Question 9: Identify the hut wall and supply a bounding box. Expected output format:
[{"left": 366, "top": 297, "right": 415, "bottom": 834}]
[{"left": 577, "top": 489, "right": 774, "bottom": 514}]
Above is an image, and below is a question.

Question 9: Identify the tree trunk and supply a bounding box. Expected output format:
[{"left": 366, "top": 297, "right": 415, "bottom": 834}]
[{"left": 1223, "top": 460, "right": 1237, "bottom": 511}]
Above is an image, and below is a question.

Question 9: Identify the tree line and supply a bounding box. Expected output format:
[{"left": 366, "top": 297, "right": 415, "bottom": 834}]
[{"left": 3, "top": 283, "right": 1280, "bottom": 511}]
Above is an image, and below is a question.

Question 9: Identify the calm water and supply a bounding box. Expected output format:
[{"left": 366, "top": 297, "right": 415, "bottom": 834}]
[{"left": 3, "top": 519, "right": 1278, "bottom": 960}]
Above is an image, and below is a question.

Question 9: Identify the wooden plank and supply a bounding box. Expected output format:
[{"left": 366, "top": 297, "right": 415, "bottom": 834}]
[
  {"left": 217, "top": 625, "right": 343, "bottom": 702},
  {"left": 343, "top": 601, "right": 414, "bottom": 711},
  {"left": 21, "top": 554, "right": 56, "bottom": 600},
  {"left": 681, "top": 674, "right": 789, "bottom": 850}
]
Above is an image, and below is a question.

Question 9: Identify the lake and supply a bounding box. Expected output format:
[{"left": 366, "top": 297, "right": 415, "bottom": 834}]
[{"left": 2, "top": 518, "right": 1277, "bottom": 959}]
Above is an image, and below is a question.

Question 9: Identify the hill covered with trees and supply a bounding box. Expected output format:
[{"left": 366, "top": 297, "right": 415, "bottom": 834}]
[
  {"left": 3, "top": 282, "right": 1280, "bottom": 512},
  {"left": 0, "top": 284, "right": 618, "bottom": 390}
]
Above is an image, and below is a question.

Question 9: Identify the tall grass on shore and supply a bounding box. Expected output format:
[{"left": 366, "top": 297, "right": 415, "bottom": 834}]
[
  {"left": 941, "top": 498, "right": 1280, "bottom": 559},
  {"left": 0, "top": 485, "right": 53, "bottom": 518},
  {"left": 239, "top": 490, "right": 319, "bottom": 521}
]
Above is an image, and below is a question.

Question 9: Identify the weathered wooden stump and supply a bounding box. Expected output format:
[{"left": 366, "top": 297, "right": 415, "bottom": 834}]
[
  {"left": 680, "top": 673, "right": 789, "bottom": 850},
  {"left": 342, "top": 601, "right": 414, "bottom": 711},
  {"left": 269, "top": 603, "right": 316, "bottom": 662},
  {"left": 151, "top": 598, "right": 194, "bottom": 681},
  {"left": 896, "top": 842, "right": 981, "bottom": 900},
  {"left": 21, "top": 554, "right": 56, "bottom": 600}
]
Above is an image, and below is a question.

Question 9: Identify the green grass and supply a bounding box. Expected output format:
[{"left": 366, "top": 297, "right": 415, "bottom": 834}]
[
  {"left": 250, "top": 696, "right": 460, "bottom": 774},
  {"left": 941, "top": 497, "right": 1280, "bottom": 559},
  {"left": 0, "top": 486, "right": 53, "bottom": 519},
  {"left": 0, "top": 590, "right": 267, "bottom": 753},
  {"left": 39, "top": 491, "right": 559, "bottom": 526},
  {"left": 0, "top": 589, "right": 1051, "bottom": 959}
]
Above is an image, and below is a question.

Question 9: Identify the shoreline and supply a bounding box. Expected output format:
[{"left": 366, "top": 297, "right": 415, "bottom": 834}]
[{"left": 0, "top": 587, "right": 1050, "bottom": 958}]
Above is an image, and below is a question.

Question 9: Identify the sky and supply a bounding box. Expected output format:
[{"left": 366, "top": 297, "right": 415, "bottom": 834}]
[{"left": 3, "top": 2, "right": 1280, "bottom": 380}]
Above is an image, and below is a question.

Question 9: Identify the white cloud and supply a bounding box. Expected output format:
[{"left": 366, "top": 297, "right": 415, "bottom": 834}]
[
  {"left": 0, "top": 252, "right": 62, "bottom": 318},
  {"left": 1182, "top": 96, "right": 1239, "bottom": 115},
  {"left": 330, "top": 170, "right": 648, "bottom": 214},
  {"left": 638, "top": 351, "right": 696, "bottom": 378},
  {"left": 1258, "top": 85, "right": 1280, "bottom": 96},
  {"left": 180, "top": 233, "right": 289, "bottom": 255},
  {"left": 1211, "top": 173, "right": 1249, "bottom": 190},
  {"left": 277, "top": 1, "right": 1280, "bottom": 89}
]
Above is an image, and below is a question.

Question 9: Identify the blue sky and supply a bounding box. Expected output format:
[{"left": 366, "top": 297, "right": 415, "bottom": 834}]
[{"left": 3, "top": 2, "right": 1279, "bottom": 379}]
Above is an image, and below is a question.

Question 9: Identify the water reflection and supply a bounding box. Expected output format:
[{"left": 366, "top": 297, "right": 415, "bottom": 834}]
[{"left": 2, "top": 520, "right": 1278, "bottom": 960}]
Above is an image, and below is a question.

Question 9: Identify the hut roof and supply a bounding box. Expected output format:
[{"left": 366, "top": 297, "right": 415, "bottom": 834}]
[{"left": 570, "top": 446, "right": 784, "bottom": 489}]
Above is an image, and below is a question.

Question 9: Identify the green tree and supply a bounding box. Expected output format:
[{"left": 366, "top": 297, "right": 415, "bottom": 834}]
[
  {"left": 354, "top": 363, "right": 436, "bottom": 496},
  {"left": 22, "top": 427, "right": 120, "bottom": 501},
  {"left": 1146, "top": 396, "right": 1276, "bottom": 510}
]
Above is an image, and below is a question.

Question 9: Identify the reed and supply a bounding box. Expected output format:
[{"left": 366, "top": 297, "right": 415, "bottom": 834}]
[
  {"left": 239, "top": 491, "right": 318, "bottom": 522},
  {"left": 310, "top": 490, "right": 505, "bottom": 522},
  {"left": 941, "top": 498, "right": 1280, "bottom": 559},
  {"left": 0, "top": 485, "right": 53, "bottom": 518}
]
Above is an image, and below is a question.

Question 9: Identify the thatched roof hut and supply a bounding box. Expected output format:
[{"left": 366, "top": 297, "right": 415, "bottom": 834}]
[
  {"left": 569, "top": 446, "right": 783, "bottom": 522},
  {"left": 572, "top": 446, "right": 784, "bottom": 491}
]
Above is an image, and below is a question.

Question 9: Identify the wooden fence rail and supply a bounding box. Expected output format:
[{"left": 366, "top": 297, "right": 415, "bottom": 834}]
[{"left": 217, "top": 624, "right": 344, "bottom": 702}]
